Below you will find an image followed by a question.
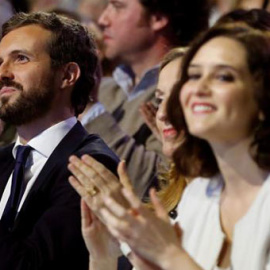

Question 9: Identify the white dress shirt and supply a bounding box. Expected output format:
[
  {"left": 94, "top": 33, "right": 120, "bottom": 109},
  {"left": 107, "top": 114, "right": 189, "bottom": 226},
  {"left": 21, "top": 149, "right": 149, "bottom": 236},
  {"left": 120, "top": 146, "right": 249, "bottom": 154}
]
[{"left": 0, "top": 117, "right": 77, "bottom": 218}]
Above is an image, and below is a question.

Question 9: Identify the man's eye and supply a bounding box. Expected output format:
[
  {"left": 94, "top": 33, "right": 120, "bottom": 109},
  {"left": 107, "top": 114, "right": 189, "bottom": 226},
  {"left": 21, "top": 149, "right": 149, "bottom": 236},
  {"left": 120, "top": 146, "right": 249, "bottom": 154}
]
[{"left": 17, "top": 55, "right": 29, "bottom": 63}]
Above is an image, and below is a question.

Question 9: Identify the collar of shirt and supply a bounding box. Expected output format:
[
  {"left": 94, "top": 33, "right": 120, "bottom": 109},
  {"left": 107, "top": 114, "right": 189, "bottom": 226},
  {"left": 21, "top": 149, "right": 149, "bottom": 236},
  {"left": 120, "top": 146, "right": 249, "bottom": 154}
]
[
  {"left": 12, "top": 116, "right": 77, "bottom": 161},
  {"left": 80, "top": 102, "right": 105, "bottom": 126},
  {"left": 113, "top": 64, "right": 159, "bottom": 101}
]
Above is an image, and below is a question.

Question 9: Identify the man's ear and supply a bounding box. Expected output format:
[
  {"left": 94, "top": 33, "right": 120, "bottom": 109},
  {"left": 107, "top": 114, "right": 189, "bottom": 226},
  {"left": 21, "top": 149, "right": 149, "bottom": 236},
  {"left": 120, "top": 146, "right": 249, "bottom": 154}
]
[
  {"left": 150, "top": 13, "right": 169, "bottom": 32},
  {"left": 61, "top": 62, "right": 81, "bottom": 89}
]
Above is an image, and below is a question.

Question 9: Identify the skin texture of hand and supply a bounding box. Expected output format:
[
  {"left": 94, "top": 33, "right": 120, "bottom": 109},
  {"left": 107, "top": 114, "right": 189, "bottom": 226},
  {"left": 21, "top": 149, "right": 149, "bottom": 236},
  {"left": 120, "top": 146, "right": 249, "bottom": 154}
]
[
  {"left": 68, "top": 155, "right": 130, "bottom": 217},
  {"left": 80, "top": 199, "right": 120, "bottom": 270},
  {"left": 100, "top": 189, "right": 203, "bottom": 269},
  {"left": 68, "top": 155, "right": 201, "bottom": 270},
  {"left": 82, "top": 197, "right": 163, "bottom": 270},
  {"left": 80, "top": 199, "right": 120, "bottom": 258},
  {"left": 139, "top": 102, "right": 161, "bottom": 142},
  {"left": 69, "top": 156, "right": 162, "bottom": 270},
  {"left": 98, "top": 188, "right": 185, "bottom": 268},
  {"left": 128, "top": 252, "right": 163, "bottom": 270}
]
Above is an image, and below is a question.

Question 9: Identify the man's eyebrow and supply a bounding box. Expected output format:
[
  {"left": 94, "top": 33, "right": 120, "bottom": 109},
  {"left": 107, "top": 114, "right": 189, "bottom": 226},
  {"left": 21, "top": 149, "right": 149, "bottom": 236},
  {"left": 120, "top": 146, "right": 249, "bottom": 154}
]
[{"left": 10, "top": 49, "right": 34, "bottom": 57}]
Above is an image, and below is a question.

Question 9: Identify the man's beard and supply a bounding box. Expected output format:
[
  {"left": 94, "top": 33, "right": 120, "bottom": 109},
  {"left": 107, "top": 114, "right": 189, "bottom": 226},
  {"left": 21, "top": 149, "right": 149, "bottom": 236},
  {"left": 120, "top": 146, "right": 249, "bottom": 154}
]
[{"left": 0, "top": 77, "right": 56, "bottom": 126}]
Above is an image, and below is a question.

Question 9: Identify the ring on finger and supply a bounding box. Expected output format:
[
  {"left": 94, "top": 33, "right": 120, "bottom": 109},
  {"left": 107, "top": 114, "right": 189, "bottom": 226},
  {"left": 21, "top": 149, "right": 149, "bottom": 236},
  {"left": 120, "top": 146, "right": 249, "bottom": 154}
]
[{"left": 86, "top": 186, "right": 99, "bottom": 197}]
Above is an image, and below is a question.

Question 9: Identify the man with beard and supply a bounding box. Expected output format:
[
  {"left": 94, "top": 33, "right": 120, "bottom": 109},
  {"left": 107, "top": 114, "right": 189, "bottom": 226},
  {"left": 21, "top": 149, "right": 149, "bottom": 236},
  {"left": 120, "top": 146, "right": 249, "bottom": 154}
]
[{"left": 0, "top": 12, "right": 119, "bottom": 270}]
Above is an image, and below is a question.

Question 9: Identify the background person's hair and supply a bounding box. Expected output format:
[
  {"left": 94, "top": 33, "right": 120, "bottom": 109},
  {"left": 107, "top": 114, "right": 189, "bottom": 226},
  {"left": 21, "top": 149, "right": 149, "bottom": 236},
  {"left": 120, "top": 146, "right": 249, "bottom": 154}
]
[
  {"left": 139, "top": 0, "right": 210, "bottom": 46},
  {"left": 216, "top": 8, "right": 270, "bottom": 31},
  {"left": 167, "top": 26, "right": 270, "bottom": 178},
  {"left": 2, "top": 12, "right": 98, "bottom": 116},
  {"left": 160, "top": 47, "right": 188, "bottom": 71},
  {"left": 48, "top": 7, "right": 81, "bottom": 21}
]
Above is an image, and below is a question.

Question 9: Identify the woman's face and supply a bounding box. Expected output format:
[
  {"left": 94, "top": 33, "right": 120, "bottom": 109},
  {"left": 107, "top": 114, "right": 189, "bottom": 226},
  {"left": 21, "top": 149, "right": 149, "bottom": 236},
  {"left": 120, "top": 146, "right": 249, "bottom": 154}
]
[
  {"left": 180, "top": 36, "right": 259, "bottom": 145},
  {"left": 156, "top": 58, "right": 184, "bottom": 158}
]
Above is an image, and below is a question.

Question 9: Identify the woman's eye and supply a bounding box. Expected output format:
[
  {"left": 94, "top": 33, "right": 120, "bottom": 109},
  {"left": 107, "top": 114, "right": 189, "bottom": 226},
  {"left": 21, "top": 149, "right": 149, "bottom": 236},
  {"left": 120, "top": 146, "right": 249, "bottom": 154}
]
[
  {"left": 155, "top": 97, "right": 163, "bottom": 106},
  {"left": 217, "top": 74, "right": 234, "bottom": 82},
  {"left": 187, "top": 73, "right": 200, "bottom": 80}
]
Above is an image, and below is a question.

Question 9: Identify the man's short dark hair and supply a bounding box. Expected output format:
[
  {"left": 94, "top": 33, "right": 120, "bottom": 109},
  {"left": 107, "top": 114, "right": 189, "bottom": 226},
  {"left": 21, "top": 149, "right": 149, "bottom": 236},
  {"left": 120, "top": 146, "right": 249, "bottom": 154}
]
[
  {"left": 139, "top": 0, "right": 210, "bottom": 46},
  {"left": 2, "top": 12, "right": 98, "bottom": 116}
]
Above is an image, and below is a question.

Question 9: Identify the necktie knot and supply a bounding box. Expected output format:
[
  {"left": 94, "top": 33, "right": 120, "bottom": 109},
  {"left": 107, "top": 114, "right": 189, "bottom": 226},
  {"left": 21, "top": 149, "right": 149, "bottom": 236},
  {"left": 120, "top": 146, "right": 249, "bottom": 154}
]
[{"left": 15, "top": 145, "right": 32, "bottom": 165}]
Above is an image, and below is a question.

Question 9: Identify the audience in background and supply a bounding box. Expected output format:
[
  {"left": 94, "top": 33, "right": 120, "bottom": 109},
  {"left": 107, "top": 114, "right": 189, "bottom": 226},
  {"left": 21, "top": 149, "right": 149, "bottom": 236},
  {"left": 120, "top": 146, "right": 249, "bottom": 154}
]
[
  {"left": 0, "top": 1, "right": 14, "bottom": 144},
  {"left": 208, "top": 0, "right": 235, "bottom": 25},
  {"left": 78, "top": 0, "right": 108, "bottom": 23},
  {"left": 236, "top": 0, "right": 270, "bottom": 11},
  {"left": 0, "top": 0, "right": 14, "bottom": 33},
  {"left": 28, "top": 0, "right": 77, "bottom": 12},
  {"left": 82, "top": 0, "right": 209, "bottom": 199},
  {"left": 48, "top": 7, "right": 81, "bottom": 21},
  {"left": 10, "top": 0, "right": 30, "bottom": 12},
  {"left": 216, "top": 7, "right": 270, "bottom": 29},
  {"left": 77, "top": 0, "right": 115, "bottom": 76}
]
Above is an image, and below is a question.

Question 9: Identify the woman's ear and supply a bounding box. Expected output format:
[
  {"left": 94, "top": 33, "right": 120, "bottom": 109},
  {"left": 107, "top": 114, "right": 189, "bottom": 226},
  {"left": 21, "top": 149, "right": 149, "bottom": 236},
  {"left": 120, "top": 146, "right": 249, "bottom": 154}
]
[
  {"left": 61, "top": 62, "right": 81, "bottom": 88},
  {"left": 150, "top": 13, "right": 169, "bottom": 32}
]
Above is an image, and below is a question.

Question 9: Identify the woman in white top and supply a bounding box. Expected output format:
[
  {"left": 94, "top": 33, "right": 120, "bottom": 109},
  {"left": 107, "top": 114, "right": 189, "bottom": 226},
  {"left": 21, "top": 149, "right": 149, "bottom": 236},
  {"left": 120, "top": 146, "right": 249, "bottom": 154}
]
[
  {"left": 164, "top": 24, "right": 270, "bottom": 269},
  {"left": 68, "top": 25, "right": 270, "bottom": 270}
]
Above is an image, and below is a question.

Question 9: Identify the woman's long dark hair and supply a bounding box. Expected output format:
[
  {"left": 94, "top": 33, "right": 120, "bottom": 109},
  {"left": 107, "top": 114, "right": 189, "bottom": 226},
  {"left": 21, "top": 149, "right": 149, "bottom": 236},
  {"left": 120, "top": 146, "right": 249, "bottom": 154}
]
[{"left": 167, "top": 25, "right": 270, "bottom": 178}]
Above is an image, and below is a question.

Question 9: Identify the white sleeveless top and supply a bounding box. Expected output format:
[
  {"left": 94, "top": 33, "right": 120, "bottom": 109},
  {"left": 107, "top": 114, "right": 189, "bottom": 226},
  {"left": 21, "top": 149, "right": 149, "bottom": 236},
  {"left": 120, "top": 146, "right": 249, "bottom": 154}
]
[{"left": 175, "top": 174, "right": 270, "bottom": 270}]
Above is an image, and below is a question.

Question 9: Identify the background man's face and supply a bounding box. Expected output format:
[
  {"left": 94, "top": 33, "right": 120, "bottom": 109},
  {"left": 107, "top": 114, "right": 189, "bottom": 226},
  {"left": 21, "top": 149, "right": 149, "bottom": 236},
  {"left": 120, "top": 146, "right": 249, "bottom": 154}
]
[
  {"left": 98, "top": 0, "right": 155, "bottom": 63},
  {"left": 0, "top": 24, "right": 59, "bottom": 125}
]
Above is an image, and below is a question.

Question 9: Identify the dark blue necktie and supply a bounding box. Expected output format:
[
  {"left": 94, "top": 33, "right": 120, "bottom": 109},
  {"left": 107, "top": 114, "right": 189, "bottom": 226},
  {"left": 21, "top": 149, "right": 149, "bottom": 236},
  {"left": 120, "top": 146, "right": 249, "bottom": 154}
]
[{"left": 2, "top": 145, "right": 32, "bottom": 229}]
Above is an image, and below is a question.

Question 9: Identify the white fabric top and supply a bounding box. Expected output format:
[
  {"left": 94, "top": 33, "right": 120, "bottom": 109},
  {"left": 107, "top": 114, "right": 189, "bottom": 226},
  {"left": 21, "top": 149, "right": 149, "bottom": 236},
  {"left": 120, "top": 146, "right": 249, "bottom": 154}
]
[
  {"left": 0, "top": 117, "right": 77, "bottom": 218},
  {"left": 176, "top": 174, "right": 270, "bottom": 270}
]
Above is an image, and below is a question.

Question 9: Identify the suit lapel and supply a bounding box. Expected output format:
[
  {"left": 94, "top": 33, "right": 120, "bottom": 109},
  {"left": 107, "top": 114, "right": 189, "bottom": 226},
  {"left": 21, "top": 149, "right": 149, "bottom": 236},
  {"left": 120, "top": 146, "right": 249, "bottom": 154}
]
[
  {"left": 0, "top": 144, "right": 15, "bottom": 199},
  {"left": 17, "top": 122, "right": 88, "bottom": 215}
]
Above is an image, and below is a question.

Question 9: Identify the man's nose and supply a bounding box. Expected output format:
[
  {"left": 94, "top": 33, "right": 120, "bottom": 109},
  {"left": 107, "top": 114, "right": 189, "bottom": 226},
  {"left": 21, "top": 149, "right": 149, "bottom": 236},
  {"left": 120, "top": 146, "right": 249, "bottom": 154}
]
[
  {"left": 0, "top": 62, "right": 14, "bottom": 81},
  {"left": 98, "top": 6, "right": 110, "bottom": 28}
]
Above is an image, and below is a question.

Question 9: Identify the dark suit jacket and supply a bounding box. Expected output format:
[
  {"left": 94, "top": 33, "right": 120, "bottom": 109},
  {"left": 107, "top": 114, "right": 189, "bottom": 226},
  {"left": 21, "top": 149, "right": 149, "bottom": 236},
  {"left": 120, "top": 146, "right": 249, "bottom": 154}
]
[{"left": 0, "top": 122, "right": 119, "bottom": 270}]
